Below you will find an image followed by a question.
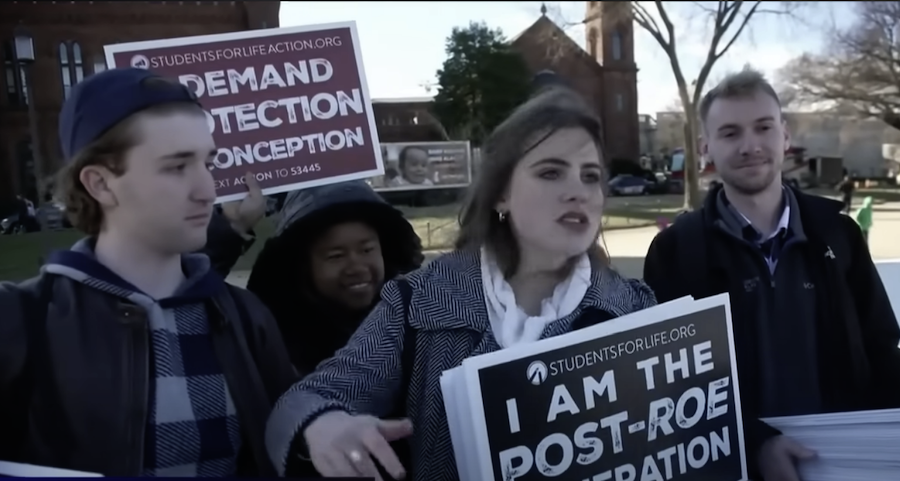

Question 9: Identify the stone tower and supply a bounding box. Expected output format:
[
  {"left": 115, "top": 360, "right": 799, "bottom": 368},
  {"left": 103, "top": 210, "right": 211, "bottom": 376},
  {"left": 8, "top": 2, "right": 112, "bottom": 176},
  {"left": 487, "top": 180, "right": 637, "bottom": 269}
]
[
  {"left": 584, "top": 1, "right": 636, "bottom": 68},
  {"left": 584, "top": 1, "right": 640, "bottom": 161}
]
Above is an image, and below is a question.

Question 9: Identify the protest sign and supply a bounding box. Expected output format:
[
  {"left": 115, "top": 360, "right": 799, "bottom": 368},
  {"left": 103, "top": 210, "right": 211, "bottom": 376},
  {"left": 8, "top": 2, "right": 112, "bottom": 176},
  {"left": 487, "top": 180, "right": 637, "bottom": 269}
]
[
  {"left": 0, "top": 461, "right": 101, "bottom": 477},
  {"left": 441, "top": 294, "right": 747, "bottom": 481},
  {"left": 875, "top": 259, "right": 900, "bottom": 322},
  {"left": 764, "top": 408, "right": 900, "bottom": 481},
  {"left": 367, "top": 141, "right": 472, "bottom": 191},
  {"left": 104, "top": 22, "right": 383, "bottom": 203}
]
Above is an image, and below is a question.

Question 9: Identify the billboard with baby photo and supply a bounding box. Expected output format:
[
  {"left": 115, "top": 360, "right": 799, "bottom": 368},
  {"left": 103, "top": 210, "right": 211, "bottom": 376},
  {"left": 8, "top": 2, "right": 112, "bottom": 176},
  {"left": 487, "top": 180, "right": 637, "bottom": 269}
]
[{"left": 367, "top": 141, "right": 472, "bottom": 192}]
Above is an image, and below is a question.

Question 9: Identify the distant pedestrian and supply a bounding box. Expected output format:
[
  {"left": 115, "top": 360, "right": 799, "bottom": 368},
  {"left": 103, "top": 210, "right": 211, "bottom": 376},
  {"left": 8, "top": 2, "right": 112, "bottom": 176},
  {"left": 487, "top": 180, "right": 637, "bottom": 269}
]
[
  {"left": 838, "top": 173, "right": 855, "bottom": 214},
  {"left": 854, "top": 196, "right": 874, "bottom": 244}
]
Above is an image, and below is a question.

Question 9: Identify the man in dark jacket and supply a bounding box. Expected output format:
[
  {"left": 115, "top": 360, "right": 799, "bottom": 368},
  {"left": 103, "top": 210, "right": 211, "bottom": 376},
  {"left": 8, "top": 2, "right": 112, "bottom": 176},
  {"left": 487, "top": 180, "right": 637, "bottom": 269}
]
[
  {"left": 837, "top": 173, "right": 855, "bottom": 214},
  {"left": 644, "top": 68, "right": 900, "bottom": 481},
  {"left": 0, "top": 68, "right": 297, "bottom": 477}
]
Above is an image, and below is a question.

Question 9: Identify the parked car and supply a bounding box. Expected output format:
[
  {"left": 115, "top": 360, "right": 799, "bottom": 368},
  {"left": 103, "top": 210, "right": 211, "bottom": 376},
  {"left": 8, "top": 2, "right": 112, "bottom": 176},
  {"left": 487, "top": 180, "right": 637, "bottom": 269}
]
[
  {"left": 609, "top": 175, "right": 653, "bottom": 196},
  {"left": 42, "top": 202, "right": 72, "bottom": 230},
  {"left": 1, "top": 214, "right": 24, "bottom": 235},
  {"left": 645, "top": 172, "right": 671, "bottom": 195}
]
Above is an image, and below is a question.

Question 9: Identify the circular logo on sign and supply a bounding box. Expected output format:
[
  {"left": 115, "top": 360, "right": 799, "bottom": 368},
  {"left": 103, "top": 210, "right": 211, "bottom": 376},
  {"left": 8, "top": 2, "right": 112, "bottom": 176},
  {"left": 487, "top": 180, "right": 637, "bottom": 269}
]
[
  {"left": 130, "top": 54, "right": 150, "bottom": 69},
  {"left": 526, "top": 360, "right": 548, "bottom": 386}
]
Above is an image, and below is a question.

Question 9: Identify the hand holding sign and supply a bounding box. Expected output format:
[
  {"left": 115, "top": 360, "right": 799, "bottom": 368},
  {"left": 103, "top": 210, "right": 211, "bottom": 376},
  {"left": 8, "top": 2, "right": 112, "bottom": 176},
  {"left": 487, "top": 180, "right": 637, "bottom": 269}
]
[
  {"left": 757, "top": 435, "right": 816, "bottom": 481},
  {"left": 221, "top": 172, "right": 265, "bottom": 234},
  {"left": 105, "top": 22, "right": 386, "bottom": 204},
  {"left": 304, "top": 410, "right": 412, "bottom": 481}
]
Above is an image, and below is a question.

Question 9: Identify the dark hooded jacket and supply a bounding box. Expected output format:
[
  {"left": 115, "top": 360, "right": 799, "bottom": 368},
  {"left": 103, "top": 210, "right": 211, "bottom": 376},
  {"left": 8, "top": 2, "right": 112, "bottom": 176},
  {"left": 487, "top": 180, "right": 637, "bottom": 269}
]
[{"left": 246, "top": 181, "right": 424, "bottom": 375}]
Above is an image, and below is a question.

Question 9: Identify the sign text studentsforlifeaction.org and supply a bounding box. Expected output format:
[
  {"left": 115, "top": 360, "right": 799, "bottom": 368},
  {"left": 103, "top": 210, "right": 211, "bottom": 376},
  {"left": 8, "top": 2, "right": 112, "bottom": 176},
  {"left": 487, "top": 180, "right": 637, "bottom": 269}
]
[
  {"left": 476, "top": 307, "right": 745, "bottom": 481},
  {"left": 105, "top": 22, "right": 383, "bottom": 202}
]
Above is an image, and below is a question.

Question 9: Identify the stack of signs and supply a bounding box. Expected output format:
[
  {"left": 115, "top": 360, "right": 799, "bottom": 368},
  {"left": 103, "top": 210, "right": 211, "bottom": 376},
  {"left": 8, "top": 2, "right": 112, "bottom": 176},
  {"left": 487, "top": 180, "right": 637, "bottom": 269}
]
[
  {"left": 0, "top": 461, "right": 101, "bottom": 477},
  {"left": 440, "top": 294, "right": 748, "bottom": 481},
  {"left": 874, "top": 259, "right": 900, "bottom": 322},
  {"left": 763, "top": 408, "right": 900, "bottom": 481},
  {"left": 104, "top": 21, "right": 384, "bottom": 203}
]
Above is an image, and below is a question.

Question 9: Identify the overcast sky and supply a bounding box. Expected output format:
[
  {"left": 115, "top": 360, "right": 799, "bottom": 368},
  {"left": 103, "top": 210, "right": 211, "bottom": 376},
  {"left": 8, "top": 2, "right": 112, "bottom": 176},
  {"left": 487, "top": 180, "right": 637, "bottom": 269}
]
[{"left": 280, "top": 1, "right": 856, "bottom": 114}]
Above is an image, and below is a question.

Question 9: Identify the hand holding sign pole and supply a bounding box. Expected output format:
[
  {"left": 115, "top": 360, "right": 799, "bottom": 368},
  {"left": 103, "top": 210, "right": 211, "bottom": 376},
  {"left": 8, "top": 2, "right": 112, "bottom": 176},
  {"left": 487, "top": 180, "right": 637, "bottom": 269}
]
[
  {"left": 104, "top": 21, "right": 384, "bottom": 203},
  {"left": 221, "top": 171, "right": 265, "bottom": 234}
]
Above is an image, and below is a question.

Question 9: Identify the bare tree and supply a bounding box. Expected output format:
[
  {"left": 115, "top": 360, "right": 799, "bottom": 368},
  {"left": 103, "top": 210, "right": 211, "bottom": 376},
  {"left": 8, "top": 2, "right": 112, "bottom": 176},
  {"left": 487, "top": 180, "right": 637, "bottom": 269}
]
[
  {"left": 775, "top": 84, "right": 801, "bottom": 110},
  {"left": 551, "top": 1, "right": 802, "bottom": 210},
  {"left": 779, "top": 2, "right": 900, "bottom": 130},
  {"left": 663, "top": 95, "right": 684, "bottom": 112}
]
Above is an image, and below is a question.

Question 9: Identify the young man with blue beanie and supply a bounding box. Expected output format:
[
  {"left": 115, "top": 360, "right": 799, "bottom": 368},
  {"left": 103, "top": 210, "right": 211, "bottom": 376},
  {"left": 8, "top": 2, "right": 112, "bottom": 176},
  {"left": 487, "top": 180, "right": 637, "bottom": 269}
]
[{"left": 0, "top": 68, "right": 297, "bottom": 477}]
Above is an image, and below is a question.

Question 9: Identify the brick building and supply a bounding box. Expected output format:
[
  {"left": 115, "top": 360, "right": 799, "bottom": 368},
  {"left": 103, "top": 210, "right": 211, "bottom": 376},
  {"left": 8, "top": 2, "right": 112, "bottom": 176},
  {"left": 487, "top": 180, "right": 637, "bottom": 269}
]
[
  {"left": 0, "top": 0, "right": 280, "bottom": 213},
  {"left": 371, "top": 2, "right": 642, "bottom": 162},
  {"left": 0, "top": 1, "right": 638, "bottom": 214},
  {"left": 511, "top": 1, "right": 640, "bottom": 162},
  {"left": 371, "top": 97, "right": 447, "bottom": 144}
]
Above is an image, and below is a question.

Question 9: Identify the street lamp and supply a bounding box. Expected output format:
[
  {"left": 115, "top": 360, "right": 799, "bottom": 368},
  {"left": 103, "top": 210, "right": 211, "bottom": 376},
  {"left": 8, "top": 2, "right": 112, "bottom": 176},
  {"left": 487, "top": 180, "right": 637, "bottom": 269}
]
[
  {"left": 15, "top": 27, "right": 49, "bottom": 263},
  {"left": 13, "top": 28, "right": 44, "bottom": 202}
]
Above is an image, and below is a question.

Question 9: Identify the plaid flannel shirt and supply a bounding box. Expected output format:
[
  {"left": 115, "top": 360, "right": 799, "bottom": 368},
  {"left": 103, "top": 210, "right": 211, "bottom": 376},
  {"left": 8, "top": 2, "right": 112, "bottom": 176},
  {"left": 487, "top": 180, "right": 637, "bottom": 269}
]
[{"left": 143, "top": 302, "right": 242, "bottom": 476}]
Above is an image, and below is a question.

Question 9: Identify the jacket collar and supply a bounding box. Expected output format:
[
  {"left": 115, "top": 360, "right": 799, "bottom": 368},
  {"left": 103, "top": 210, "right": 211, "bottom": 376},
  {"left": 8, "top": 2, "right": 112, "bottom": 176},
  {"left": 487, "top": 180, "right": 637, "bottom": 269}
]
[
  {"left": 406, "top": 249, "right": 639, "bottom": 333},
  {"left": 703, "top": 183, "right": 842, "bottom": 230}
]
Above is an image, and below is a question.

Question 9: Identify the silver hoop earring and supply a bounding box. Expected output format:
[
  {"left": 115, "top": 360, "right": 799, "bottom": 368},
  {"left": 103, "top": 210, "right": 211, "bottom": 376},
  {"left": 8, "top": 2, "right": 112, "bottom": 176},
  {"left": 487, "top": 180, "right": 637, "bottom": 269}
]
[{"left": 497, "top": 210, "right": 507, "bottom": 222}]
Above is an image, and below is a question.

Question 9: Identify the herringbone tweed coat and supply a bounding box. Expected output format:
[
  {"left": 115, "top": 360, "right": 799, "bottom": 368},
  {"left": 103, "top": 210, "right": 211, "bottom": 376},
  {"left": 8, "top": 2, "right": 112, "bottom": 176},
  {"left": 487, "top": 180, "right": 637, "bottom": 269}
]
[{"left": 266, "top": 249, "right": 657, "bottom": 480}]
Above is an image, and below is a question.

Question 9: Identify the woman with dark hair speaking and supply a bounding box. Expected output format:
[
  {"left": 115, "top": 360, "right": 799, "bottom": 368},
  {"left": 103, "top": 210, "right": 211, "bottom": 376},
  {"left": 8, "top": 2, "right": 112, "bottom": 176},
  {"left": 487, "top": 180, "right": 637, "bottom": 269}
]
[{"left": 265, "top": 83, "right": 657, "bottom": 481}]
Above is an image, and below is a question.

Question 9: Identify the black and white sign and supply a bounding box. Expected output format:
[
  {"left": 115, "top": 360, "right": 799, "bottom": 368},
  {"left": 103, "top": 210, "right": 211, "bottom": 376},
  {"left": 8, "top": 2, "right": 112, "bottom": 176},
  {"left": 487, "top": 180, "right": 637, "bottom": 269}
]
[{"left": 441, "top": 294, "right": 747, "bottom": 481}]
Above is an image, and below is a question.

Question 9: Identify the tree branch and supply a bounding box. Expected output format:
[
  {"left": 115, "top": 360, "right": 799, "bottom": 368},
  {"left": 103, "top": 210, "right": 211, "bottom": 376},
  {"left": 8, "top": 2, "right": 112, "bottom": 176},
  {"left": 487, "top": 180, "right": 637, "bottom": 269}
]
[
  {"left": 692, "top": 1, "right": 764, "bottom": 105},
  {"left": 544, "top": 1, "right": 808, "bottom": 209},
  {"left": 778, "top": 2, "right": 900, "bottom": 129}
]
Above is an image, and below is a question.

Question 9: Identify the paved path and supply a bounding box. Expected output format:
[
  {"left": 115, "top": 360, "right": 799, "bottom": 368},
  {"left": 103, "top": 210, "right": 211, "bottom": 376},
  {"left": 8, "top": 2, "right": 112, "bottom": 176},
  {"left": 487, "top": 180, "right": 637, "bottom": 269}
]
[{"left": 226, "top": 199, "right": 900, "bottom": 287}]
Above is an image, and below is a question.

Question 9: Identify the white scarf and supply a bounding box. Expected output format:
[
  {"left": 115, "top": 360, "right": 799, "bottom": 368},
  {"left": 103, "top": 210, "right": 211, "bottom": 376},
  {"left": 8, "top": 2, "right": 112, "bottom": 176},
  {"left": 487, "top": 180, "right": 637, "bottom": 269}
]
[{"left": 480, "top": 248, "right": 591, "bottom": 348}]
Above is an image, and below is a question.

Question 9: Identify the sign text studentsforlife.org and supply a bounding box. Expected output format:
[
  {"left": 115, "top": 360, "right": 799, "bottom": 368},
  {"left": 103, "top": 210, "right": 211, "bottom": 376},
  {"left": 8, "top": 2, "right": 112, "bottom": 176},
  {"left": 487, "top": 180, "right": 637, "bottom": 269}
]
[
  {"left": 104, "top": 22, "right": 383, "bottom": 203},
  {"left": 472, "top": 302, "right": 747, "bottom": 481}
]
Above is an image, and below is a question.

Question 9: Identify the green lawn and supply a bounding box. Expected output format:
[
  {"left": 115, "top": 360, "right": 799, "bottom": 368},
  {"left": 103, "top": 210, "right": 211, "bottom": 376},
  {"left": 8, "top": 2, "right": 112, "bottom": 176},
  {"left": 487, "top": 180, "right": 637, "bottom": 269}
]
[
  {"left": 0, "top": 229, "right": 83, "bottom": 282},
  {"left": 0, "top": 196, "right": 683, "bottom": 282}
]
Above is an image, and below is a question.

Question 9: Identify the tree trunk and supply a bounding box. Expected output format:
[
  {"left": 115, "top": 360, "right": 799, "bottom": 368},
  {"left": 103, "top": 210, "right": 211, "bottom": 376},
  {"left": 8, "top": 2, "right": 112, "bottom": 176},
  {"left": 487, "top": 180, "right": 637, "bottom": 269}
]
[
  {"left": 677, "top": 88, "right": 703, "bottom": 211},
  {"left": 682, "top": 120, "right": 703, "bottom": 210}
]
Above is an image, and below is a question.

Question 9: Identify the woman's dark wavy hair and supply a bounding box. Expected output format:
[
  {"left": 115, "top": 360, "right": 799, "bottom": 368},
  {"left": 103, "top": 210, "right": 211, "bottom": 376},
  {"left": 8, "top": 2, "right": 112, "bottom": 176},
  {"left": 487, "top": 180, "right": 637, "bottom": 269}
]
[{"left": 455, "top": 85, "right": 610, "bottom": 277}]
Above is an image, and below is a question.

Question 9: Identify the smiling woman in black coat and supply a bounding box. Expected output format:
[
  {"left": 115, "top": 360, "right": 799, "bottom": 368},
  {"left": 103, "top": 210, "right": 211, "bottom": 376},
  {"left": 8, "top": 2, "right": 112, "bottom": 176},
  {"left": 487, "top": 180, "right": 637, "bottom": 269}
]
[{"left": 245, "top": 181, "right": 424, "bottom": 375}]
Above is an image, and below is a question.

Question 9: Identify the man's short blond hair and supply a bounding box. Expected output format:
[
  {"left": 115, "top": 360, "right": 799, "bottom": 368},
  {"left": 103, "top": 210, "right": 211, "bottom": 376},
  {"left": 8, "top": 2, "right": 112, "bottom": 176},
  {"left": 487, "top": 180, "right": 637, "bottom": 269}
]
[{"left": 698, "top": 67, "right": 782, "bottom": 125}]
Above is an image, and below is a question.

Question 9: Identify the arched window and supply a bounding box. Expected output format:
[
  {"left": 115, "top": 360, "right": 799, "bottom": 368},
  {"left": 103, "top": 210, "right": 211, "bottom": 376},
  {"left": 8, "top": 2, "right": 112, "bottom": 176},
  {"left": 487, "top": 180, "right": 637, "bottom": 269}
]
[
  {"left": 4, "top": 40, "right": 27, "bottom": 106},
  {"left": 611, "top": 31, "right": 623, "bottom": 61},
  {"left": 59, "top": 43, "right": 71, "bottom": 98},
  {"left": 58, "top": 41, "right": 85, "bottom": 99},
  {"left": 72, "top": 42, "right": 84, "bottom": 82}
]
